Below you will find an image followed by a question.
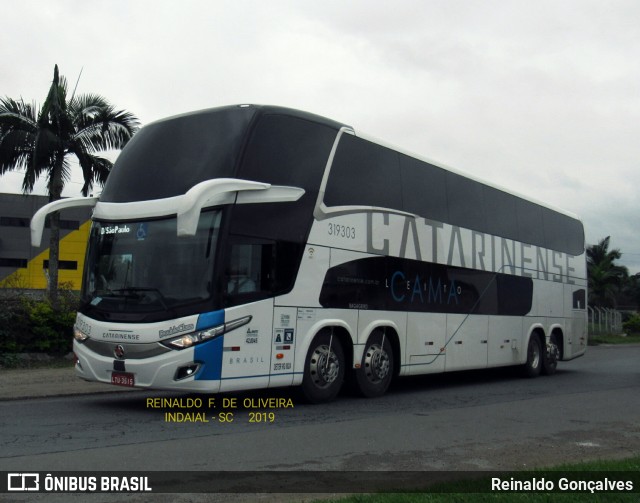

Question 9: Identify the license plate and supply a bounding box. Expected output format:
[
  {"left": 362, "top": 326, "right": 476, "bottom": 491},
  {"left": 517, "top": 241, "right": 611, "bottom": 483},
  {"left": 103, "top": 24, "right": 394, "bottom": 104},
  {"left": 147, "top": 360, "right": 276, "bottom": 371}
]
[{"left": 111, "top": 372, "right": 135, "bottom": 387}]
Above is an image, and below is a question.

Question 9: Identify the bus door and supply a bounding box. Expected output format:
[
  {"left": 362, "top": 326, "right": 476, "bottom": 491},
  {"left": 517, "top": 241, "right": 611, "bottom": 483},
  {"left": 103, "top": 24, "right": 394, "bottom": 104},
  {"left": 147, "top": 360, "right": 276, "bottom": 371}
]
[{"left": 218, "top": 300, "right": 274, "bottom": 392}]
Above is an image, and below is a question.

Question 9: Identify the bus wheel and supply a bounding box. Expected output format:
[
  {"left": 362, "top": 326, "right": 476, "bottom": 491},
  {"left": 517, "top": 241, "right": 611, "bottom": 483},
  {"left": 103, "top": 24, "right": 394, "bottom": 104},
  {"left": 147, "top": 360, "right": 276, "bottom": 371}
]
[
  {"left": 355, "top": 331, "right": 394, "bottom": 398},
  {"left": 522, "top": 334, "right": 542, "bottom": 378},
  {"left": 542, "top": 333, "right": 559, "bottom": 376},
  {"left": 302, "top": 332, "right": 345, "bottom": 403}
]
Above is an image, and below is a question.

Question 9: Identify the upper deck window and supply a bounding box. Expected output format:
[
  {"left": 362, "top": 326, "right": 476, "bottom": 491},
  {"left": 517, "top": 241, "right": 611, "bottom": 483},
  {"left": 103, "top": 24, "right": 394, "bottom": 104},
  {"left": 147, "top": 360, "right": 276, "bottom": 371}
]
[
  {"left": 323, "top": 133, "right": 584, "bottom": 255},
  {"left": 100, "top": 106, "right": 256, "bottom": 203},
  {"left": 324, "top": 133, "right": 403, "bottom": 210}
]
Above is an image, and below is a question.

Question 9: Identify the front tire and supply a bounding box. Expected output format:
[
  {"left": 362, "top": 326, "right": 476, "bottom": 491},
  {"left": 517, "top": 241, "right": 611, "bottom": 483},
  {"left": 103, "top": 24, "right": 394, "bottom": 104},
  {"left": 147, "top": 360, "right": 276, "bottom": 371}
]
[
  {"left": 354, "top": 331, "right": 394, "bottom": 398},
  {"left": 301, "top": 332, "right": 345, "bottom": 403},
  {"left": 523, "top": 334, "right": 542, "bottom": 378}
]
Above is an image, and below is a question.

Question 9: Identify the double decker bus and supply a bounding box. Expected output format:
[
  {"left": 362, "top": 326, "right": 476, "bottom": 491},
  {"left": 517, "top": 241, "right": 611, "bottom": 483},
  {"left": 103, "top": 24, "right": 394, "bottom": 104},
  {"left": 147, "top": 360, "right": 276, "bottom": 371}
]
[{"left": 31, "top": 105, "right": 587, "bottom": 403}]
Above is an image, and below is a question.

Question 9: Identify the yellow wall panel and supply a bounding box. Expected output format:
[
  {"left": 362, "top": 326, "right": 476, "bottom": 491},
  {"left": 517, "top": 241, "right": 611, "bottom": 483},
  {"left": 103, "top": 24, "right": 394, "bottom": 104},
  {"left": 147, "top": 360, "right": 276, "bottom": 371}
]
[{"left": 1, "top": 220, "right": 91, "bottom": 291}]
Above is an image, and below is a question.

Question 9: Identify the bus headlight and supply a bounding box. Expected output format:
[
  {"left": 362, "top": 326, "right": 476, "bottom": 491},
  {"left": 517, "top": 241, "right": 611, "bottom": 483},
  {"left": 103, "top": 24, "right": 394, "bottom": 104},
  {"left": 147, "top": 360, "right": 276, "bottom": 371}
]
[
  {"left": 162, "top": 315, "right": 252, "bottom": 350},
  {"left": 165, "top": 325, "right": 225, "bottom": 349},
  {"left": 74, "top": 326, "right": 89, "bottom": 342}
]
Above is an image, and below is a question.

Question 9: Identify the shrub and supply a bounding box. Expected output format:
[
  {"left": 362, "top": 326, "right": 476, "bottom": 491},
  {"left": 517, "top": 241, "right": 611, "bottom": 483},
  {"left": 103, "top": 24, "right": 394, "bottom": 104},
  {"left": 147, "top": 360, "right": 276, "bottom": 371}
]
[
  {"left": 27, "top": 300, "right": 76, "bottom": 353},
  {"left": 0, "top": 298, "right": 34, "bottom": 353},
  {"left": 623, "top": 313, "right": 640, "bottom": 335},
  {"left": 0, "top": 300, "right": 26, "bottom": 352},
  {"left": 0, "top": 285, "right": 78, "bottom": 354}
]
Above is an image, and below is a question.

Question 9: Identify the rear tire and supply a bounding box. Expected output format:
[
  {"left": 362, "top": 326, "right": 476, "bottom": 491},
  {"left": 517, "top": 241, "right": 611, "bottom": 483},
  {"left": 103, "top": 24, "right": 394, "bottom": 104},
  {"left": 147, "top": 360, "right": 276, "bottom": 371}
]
[
  {"left": 522, "top": 334, "right": 542, "bottom": 378},
  {"left": 542, "top": 333, "right": 559, "bottom": 376},
  {"left": 355, "top": 331, "right": 394, "bottom": 398},
  {"left": 301, "top": 332, "right": 345, "bottom": 403}
]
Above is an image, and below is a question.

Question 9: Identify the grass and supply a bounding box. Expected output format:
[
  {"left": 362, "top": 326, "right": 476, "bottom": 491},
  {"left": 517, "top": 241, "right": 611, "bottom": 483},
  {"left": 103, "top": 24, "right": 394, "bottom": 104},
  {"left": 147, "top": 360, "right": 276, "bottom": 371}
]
[
  {"left": 0, "top": 353, "right": 74, "bottom": 370},
  {"left": 588, "top": 333, "right": 640, "bottom": 345},
  {"left": 316, "top": 457, "right": 640, "bottom": 502}
]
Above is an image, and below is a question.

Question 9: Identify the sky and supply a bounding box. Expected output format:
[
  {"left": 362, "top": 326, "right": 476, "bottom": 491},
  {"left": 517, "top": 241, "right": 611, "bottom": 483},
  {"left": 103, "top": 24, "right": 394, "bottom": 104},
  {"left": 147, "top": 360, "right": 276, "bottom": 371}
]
[{"left": 1, "top": 0, "right": 639, "bottom": 272}]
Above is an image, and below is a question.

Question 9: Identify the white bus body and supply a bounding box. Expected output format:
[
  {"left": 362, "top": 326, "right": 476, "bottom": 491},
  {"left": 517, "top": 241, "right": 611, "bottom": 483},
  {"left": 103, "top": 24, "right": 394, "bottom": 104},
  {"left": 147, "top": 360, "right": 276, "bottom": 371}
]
[{"left": 32, "top": 105, "right": 587, "bottom": 402}]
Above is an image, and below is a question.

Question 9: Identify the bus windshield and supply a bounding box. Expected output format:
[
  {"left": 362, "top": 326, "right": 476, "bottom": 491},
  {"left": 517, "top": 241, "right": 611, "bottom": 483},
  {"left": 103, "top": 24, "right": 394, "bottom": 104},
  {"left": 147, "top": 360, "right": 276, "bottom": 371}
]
[{"left": 81, "top": 210, "right": 222, "bottom": 319}]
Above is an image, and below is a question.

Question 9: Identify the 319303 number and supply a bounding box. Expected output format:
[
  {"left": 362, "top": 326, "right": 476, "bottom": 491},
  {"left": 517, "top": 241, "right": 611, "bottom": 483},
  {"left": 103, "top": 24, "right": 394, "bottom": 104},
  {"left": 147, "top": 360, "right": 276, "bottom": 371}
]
[{"left": 328, "top": 223, "right": 356, "bottom": 239}]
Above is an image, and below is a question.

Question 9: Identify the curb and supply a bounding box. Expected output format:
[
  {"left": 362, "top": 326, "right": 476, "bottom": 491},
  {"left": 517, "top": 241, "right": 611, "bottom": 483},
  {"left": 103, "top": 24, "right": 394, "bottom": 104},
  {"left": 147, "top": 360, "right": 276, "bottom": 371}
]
[{"left": 0, "top": 366, "right": 136, "bottom": 401}]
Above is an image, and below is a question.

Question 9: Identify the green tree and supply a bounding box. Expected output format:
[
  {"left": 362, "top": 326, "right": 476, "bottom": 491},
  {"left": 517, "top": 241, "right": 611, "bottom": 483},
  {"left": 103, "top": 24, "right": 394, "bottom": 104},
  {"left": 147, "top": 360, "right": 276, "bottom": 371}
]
[
  {"left": 620, "top": 272, "right": 640, "bottom": 311},
  {"left": 0, "top": 65, "right": 139, "bottom": 305},
  {"left": 587, "top": 236, "right": 628, "bottom": 308}
]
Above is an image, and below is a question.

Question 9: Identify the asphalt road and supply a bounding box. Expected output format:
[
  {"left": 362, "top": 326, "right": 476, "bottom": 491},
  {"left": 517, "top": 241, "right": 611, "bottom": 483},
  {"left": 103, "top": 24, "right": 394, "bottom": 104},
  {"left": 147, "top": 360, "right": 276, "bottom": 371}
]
[{"left": 0, "top": 345, "right": 639, "bottom": 500}]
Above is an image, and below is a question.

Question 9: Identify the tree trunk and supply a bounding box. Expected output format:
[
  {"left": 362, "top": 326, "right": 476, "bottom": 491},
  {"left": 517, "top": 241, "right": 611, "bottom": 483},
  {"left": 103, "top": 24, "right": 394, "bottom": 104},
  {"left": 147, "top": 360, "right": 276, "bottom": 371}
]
[
  {"left": 47, "top": 158, "right": 64, "bottom": 308},
  {"left": 48, "top": 211, "right": 60, "bottom": 308}
]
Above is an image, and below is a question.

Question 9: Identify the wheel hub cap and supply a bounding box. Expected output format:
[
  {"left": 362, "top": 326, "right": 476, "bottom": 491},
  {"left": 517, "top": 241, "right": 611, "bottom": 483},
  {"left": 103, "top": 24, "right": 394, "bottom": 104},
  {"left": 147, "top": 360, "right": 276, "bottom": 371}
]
[
  {"left": 364, "top": 344, "right": 390, "bottom": 382},
  {"left": 310, "top": 345, "right": 340, "bottom": 387}
]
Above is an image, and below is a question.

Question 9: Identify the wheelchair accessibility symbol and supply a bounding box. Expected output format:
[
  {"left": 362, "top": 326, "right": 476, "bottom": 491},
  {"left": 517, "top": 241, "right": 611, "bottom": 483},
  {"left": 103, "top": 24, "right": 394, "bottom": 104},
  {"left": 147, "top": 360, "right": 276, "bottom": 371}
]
[{"left": 137, "top": 223, "right": 148, "bottom": 240}]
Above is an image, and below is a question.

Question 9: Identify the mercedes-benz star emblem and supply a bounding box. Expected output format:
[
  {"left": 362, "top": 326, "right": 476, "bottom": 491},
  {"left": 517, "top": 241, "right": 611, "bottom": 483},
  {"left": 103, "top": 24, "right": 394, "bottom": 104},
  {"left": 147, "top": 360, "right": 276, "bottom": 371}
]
[{"left": 114, "top": 344, "right": 125, "bottom": 359}]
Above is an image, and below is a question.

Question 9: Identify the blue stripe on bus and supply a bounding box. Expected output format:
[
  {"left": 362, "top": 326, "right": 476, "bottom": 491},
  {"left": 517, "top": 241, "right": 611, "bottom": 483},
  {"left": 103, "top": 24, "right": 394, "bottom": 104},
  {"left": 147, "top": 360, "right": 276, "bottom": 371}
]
[
  {"left": 194, "top": 336, "right": 224, "bottom": 381},
  {"left": 194, "top": 309, "right": 225, "bottom": 381},
  {"left": 196, "top": 309, "right": 225, "bottom": 330}
]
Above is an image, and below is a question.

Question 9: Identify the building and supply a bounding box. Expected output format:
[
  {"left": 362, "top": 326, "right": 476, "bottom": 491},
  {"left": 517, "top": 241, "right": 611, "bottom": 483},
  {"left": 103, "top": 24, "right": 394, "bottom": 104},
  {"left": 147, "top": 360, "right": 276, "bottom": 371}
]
[{"left": 0, "top": 193, "right": 93, "bottom": 291}]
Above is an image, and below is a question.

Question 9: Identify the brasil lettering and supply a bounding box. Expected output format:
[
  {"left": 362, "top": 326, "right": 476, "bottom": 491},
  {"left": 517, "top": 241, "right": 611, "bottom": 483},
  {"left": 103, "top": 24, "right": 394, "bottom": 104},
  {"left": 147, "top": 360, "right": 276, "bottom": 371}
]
[{"left": 39, "top": 474, "right": 151, "bottom": 492}]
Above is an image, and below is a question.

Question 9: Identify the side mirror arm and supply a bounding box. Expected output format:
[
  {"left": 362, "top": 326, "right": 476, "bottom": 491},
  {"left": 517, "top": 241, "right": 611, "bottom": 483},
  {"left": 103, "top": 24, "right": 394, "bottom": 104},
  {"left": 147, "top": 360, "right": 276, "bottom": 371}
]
[
  {"left": 31, "top": 197, "right": 98, "bottom": 247},
  {"left": 176, "top": 179, "right": 305, "bottom": 236}
]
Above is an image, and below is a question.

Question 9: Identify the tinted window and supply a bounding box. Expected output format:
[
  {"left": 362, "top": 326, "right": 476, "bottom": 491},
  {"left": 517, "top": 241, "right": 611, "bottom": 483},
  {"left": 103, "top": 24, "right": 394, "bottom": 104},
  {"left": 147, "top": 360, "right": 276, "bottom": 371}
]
[
  {"left": 81, "top": 212, "right": 222, "bottom": 322},
  {"left": 237, "top": 114, "right": 338, "bottom": 245},
  {"left": 223, "top": 234, "right": 302, "bottom": 307},
  {"left": 400, "top": 155, "right": 448, "bottom": 222},
  {"left": 543, "top": 209, "right": 584, "bottom": 255},
  {"left": 516, "top": 200, "right": 544, "bottom": 246},
  {"left": 484, "top": 186, "right": 518, "bottom": 239},
  {"left": 101, "top": 106, "right": 256, "bottom": 202},
  {"left": 0, "top": 217, "right": 30, "bottom": 227},
  {"left": 226, "top": 200, "right": 311, "bottom": 306},
  {"left": 0, "top": 258, "right": 28, "bottom": 268},
  {"left": 566, "top": 219, "right": 585, "bottom": 255},
  {"left": 238, "top": 114, "right": 337, "bottom": 191},
  {"left": 542, "top": 208, "right": 568, "bottom": 253},
  {"left": 446, "top": 172, "right": 486, "bottom": 231},
  {"left": 230, "top": 203, "right": 312, "bottom": 244},
  {"left": 325, "top": 134, "right": 402, "bottom": 209},
  {"left": 43, "top": 260, "right": 78, "bottom": 270}
]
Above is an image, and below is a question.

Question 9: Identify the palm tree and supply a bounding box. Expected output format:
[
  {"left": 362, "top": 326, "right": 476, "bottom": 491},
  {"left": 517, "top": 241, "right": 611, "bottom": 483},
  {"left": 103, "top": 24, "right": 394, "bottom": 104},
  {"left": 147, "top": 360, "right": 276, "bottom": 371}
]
[
  {"left": 587, "top": 236, "right": 628, "bottom": 308},
  {"left": 0, "top": 65, "right": 139, "bottom": 304}
]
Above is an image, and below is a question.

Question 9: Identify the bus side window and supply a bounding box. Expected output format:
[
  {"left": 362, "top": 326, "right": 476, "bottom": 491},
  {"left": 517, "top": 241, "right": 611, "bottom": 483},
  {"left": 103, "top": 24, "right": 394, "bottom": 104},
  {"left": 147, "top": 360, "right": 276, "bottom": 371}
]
[
  {"left": 226, "top": 242, "right": 261, "bottom": 295},
  {"left": 224, "top": 237, "right": 301, "bottom": 306}
]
